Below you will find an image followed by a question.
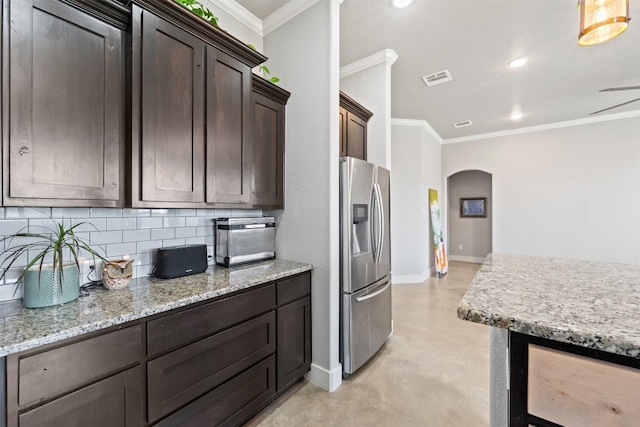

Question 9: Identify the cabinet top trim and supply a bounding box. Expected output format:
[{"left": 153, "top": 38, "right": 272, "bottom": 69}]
[
  {"left": 61, "top": 0, "right": 131, "bottom": 30},
  {"left": 133, "top": 0, "right": 267, "bottom": 67},
  {"left": 252, "top": 76, "right": 291, "bottom": 104},
  {"left": 340, "top": 91, "right": 373, "bottom": 120}
]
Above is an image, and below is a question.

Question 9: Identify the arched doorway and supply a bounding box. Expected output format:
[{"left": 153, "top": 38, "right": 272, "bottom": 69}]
[{"left": 447, "top": 170, "right": 492, "bottom": 263}]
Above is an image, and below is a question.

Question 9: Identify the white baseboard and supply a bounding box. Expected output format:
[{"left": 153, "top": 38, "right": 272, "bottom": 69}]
[
  {"left": 391, "top": 267, "right": 433, "bottom": 284},
  {"left": 449, "top": 255, "right": 486, "bottom": 264},
  {"left": 306, "top": 362, "right": 342, "bottom": 392}
]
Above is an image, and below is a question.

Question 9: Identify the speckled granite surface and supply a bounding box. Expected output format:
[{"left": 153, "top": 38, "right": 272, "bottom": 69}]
[
  {"left": 458, "top": 253, "right": 640, "bottom": 358},
  {"left": 0, "top": 259, "right": 313, "bottom": 357}
]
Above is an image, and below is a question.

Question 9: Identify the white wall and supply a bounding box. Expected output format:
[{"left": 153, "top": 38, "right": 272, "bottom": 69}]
[
  {"left": 442, "top": 116, "right": 640, "bottom": 264},
  {"left": 263, "top": 0, "right": 342, "bottom": 392},
  {"left": 340, "top": 50, "right": 397, "bottom": 169},
  {"left": 390, "top": 120, "right": 442, "bottom": 283},
  {"left": 448, "top": 170, "right": 492, "bottom": 263},
  {"left": 203, "top": 0, "right": 263, "bottom": 51}
]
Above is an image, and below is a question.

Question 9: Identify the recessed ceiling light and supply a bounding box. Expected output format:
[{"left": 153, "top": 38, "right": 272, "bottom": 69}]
[
  {"left": 393, "top": 0, "right": 414, "bottom": 7},
  {"left": 509, "top": 57, "right": 528, "bottom": 68},
  {"left": 511, "top": 112, "right": 523, "bottom": 120}
]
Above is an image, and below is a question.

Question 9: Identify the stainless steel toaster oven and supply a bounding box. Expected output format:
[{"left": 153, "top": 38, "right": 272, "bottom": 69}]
[{"left": 215, "top": 217, "right": 275, "bottom": 267}]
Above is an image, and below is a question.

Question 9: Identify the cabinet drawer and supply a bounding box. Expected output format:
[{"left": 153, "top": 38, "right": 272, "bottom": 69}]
[
  {"left": 147, "top": 284, "right": 276, "bottom": 357},
  {"left": 147, "top": 311, "right": 276, "bottom": 423},
  {"left": 18, "top": 366, "right": 142, "bottom": 427},
  {"left": 277, "top": 272, "right": 311, "bottom": 306},
  {"left": 13, "top": 325, "right": 142, "bottom": 408},
  {"left": 155, "top": 355, "right": 276, "bottom": 427}
]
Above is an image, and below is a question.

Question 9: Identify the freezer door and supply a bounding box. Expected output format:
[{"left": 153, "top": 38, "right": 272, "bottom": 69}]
[
  {"left": 342, "top": 277, "right": 392, "bottom": 375},
  {"left": 375, "top": 165, "right": 391, "bottom": 280},
  {"left": 340, "top": 157, "right": 376, "bottom": 293}
]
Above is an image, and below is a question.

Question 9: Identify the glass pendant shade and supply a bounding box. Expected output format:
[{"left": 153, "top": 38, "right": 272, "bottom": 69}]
[{"left": 578, "top": 0, "right": 630, "bottom": 46}]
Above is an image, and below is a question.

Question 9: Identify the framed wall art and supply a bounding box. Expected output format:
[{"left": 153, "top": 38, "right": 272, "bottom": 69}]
[{"left": 460, "top": 197, "right": 487, "bottom": 218}]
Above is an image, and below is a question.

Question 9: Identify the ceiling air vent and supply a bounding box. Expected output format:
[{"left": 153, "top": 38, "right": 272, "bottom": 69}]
[
  {"left": 422, "top": 70, "right": 453, "bottom": 87},
  {"left": 453, "top": 120, "right": 473, "bottom": 128}
]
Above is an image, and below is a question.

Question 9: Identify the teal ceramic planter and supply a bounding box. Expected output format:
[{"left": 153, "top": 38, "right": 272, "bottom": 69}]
[{"left": 22, "top": 264, "right": 80, "bottom": 308}]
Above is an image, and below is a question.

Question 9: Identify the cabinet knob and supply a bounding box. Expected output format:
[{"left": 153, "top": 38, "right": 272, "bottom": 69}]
[{"left": 18, "top": 146, "right": 30, "bottom": 156}]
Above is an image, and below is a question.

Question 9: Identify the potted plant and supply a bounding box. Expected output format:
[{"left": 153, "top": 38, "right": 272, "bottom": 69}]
[{"left": 0, "top": 220, "right": 106, "bottom": 308}]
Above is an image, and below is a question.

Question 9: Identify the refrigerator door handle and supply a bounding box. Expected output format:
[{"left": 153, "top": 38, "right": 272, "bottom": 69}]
[
  {"left": 355, "top": 282, "right": 391, "bottom": 302},
  {"left": 370, "top": 186, "right": 379, "bottom": 263},
  {"left": 375, "top": 183, "right": 384, "bottom": 264}
]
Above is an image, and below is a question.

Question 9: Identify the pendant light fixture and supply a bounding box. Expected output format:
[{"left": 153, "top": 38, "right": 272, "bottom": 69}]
[{"left": 578, "top": 0, "right": 630, "bottom": 46}]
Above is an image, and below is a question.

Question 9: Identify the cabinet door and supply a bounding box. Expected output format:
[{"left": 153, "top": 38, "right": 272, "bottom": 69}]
[
  {"left": 17, "top": 366, "right": 142, "bottom": 427},
  {"left": 206, "top": 46, "right": 251, "bottom": 206},
  {"left": 346, "top": 111, "right": 367, "bottom": 160},
  {"left": 277, "top": 295, "right": 311, "bottom": 391},
  {"left": 134, "top": 7, "right": 205, "bottom": 204},
  {"left": 5, "top": 0, "right": 124, "bottom": 206},
  {"left": 251, "top": 90, "right": 285, "bottom": 208},
  {"left": 339, "top": 106, "right": 348, "bottom": 157}
]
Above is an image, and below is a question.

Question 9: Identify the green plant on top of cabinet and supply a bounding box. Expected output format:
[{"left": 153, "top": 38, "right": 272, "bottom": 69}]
[
  {"left": 339, "top": 92, "right": 373, "bottom": 161},
  {"left": 130, "top": 0, "right": 267, "bottom": 208},
  {"left": 2, "top": 0, "right": 127, "bottom": 207}
]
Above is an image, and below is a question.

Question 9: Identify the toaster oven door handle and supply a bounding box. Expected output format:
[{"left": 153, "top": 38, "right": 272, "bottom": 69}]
[{"left": 244, "top": 224, "right": 267, "bottom": 229}]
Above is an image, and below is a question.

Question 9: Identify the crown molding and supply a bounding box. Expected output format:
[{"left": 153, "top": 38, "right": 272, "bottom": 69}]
[
  {"left": 391, "top": 118, "right": 443, "bottom": 144},
  {"left": 340, "top": 49, "right": 399, "bottom": 79},
  {"left": 263, "top": 0, "right": 323, "bottom": 36},
  {"left": 204, "top": 0, "right": 263, "bottom": 36},
  {"left": 443, "top": 109, "right": 640, "bottom": 144}
]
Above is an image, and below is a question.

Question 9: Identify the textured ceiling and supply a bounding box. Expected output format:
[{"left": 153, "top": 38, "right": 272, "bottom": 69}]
[{"left": 237, "top": 0, "right": 640, "bottom": 140}]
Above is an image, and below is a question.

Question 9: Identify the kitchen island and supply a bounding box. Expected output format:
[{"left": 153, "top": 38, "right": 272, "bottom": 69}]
[
  {"left": 458, "top": 253, "right": 640, "bottom": 427},
  {"left": 0, "top": 259, "right": 313, "bottom": 426}
]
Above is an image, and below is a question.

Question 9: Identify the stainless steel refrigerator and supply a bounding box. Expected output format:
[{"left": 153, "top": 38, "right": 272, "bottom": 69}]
[{"left": 340, "top": 156, "right": 392, "bottom": 376}]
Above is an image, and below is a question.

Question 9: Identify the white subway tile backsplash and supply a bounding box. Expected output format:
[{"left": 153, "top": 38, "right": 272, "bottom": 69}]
[
  {"left": 137, "top": 240, "right": 163, "bottom": 253},
  {"left": 1, "top": 220, "right": 29, "bottom": 235},
  {"left": 175, "top": 227, "right": 197, "bottom": 238},
  {"left": 90, "top": 231, "right": 123, "bottom": 245},
  {"left": 0, "top": 207, "right": 260, "bottom": 301},
  {"left": 185, "top": 217, "right": 206, "bottom": 227},
  {"left": 106, "top": 243, "right": 137, "bottom": 258},
  {"left": 137, "top": 217, "right": 163, "bottom": 229},
  {"left": 123, "top": 229, "right": 151, "bottom": 242},
  {"left": 0, "top": 283, "right": 22, "bottom": 301},
  {"left": 91, "top": 208, "right": 123, "bottom": 218},
  {"left": 52, "top": 208, "right": 90, "bottom": 218},
  {"left": 107, "top": 218, "right": 137, "bottom": 231},
  {"left": 151, "top": 209, "right": 172, "bottom": 217},
  {"left": 73, "top": 218, "right": 107, "bottom": 232},
  {"left": 123, "top": 208, "right": 151, "bottom": 217},
  {"left": 151, "top": 228, "right": 175, "bottom": 240},
  {"left": 185, "top": 236, "right": 207, "bottom": 246},
  {"left": 28, "top": 218, "right": 63, "bottom": 233},
  {"left": 4, "top": 207, "right": 51, "bottom": 219},
  {"left": 163, "top": 217, "right": 185, "bottom": 228},
  {"left": 163, "top": 239, "right": 186, "bottom": 247}
]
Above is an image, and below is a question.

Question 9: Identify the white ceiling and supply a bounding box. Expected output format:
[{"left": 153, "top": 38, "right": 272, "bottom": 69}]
[{"left": 236, "top": 0, "right": 640, "bottom": 141}]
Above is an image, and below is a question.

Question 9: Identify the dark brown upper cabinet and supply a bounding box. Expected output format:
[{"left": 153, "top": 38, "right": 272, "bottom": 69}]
[
  {"left": 2, "top": 0, "right": 128, "bottom": 207},
  {"left": 339, "top": 92, "right": 373, "bottom": 161},
  {"left": 251, "top": 76, "right": 290, "bottom": 209},
  {"left": 130, "top": 0, "right": 266, "bottom": 208}
]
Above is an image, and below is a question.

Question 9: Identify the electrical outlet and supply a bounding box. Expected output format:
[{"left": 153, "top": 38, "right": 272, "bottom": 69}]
[
  {"left": 459, "top": 244, "right": 463, "bottom": 250},
  {"left": 80, "top": 259, "right": 103, "bottom": 283}
]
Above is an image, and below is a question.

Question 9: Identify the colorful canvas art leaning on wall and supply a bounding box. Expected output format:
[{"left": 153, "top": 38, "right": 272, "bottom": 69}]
[{"left": 428, "top": 189, "right": 448, "bottom": 278}]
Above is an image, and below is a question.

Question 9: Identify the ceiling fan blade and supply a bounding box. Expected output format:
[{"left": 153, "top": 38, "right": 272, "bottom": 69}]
[
  {"left": 589, "top": 97, "right": 640, "bottom": 115},
  {"left": 599, "top": 86, "right": 640, "bottom": 92}
]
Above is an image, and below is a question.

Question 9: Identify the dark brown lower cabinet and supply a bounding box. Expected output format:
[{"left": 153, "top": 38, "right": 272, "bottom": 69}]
[
  {"left": 18, "top": 367, "right": 143, "bottom": 427},
  {"left": 277, "top": 296, "right": 311, "bottom": 391},
  {"left": 4, "top": 271, "right": 312, "bottom": 427}
]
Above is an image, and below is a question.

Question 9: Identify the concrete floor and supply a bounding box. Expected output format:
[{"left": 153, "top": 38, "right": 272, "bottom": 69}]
[{"left": 246, "top": 261, "right": 490, "bottom": 426}]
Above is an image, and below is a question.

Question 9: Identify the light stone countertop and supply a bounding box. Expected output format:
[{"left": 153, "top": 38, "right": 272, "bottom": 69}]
[
  {"left": 457, "top": 253, "right": 640, "bottom": 358},
  {"left": 0, "top": 259, "right": 313, "bottom": 357}
]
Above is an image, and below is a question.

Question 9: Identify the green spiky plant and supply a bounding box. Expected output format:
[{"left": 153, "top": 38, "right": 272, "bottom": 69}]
[{"left": 0, "top": 220, "right": 107, "bottom": 293}]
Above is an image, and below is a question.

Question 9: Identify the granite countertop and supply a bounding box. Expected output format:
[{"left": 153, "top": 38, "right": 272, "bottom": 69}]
[
  {"left": 0, "top": 259, "right": 313, "bottom": 357},
  {"left": 458, "top": 253, "right": 640, "bottom": 358}
]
